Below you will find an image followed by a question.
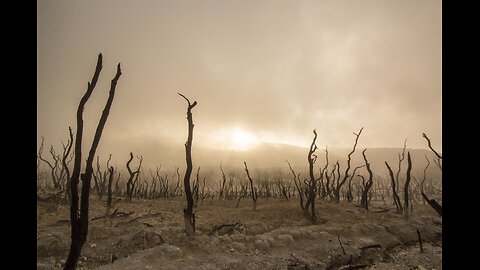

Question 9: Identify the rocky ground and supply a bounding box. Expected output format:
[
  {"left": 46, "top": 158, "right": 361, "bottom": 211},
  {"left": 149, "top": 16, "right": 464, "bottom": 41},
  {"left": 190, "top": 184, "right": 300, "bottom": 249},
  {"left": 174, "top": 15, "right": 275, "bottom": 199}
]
[{"left": 37, "top": 193, "right": 442, "bottom": 269}]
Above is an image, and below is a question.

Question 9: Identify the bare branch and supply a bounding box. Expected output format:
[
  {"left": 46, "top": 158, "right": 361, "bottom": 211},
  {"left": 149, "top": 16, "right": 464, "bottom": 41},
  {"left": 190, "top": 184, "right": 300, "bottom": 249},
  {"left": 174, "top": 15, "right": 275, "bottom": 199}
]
[{"left": 422, "top": 133, "right": 442, "bottom": 159}]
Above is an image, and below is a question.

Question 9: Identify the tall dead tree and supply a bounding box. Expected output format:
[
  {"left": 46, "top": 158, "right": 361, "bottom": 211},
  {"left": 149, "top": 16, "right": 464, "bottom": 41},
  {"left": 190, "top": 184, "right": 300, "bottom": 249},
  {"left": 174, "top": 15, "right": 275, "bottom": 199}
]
[
  {"left": 333, "top": 127, "right": 363, "bottom": 203},
  {"left": 360, "top": 149, "right": 374, "bottom": 210},
  {"left": 304, "top": 129, "right": 319, "bottom": 222},
  {"left": 404, "top": 152, "right": 412, "bottom": 219},
  {"left": 244, "top": 161, "right": 258, "bottom": 210},
  {"left": 125, "top": 152, "right": 142, "bottom": 203},
  {"left": 179, "top": 93, "right": 197, "bottom": 236},
  {"left": 64, "top": 53, "right": 122, "bottom": 270},
  {"left": 395, "top": 139, "right": 407, "bottom": 195},
  {"left": 288, "top": 130, "right": 321, "bottom": 224},
  {"left": 385, "top": 161, "right": 403, "bottom": 213}
]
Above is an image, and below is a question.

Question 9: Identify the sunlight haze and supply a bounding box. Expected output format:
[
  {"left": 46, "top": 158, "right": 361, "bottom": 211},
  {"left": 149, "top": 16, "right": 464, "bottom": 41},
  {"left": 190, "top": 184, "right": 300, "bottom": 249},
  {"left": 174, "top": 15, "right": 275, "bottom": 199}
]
[{"left": 37, "top": 0, "right": 441, "bottom": 168}]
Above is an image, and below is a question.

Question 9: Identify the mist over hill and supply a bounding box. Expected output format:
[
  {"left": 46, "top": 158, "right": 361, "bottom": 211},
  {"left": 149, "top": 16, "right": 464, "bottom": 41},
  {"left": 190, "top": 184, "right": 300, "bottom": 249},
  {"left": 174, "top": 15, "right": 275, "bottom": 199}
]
[{"left": 87, "top": 138, "right": 441, "bottom": 183}]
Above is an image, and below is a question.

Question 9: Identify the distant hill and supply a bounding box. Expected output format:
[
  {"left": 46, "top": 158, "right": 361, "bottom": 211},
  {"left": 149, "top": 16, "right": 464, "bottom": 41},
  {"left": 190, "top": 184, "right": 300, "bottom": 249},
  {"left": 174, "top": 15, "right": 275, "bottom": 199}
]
[
  {"left": 190, "top": 143, "right": 442, "bottom": 182},
  {"left": 92, "top": 139, "right": 441, "bottom": 183}
]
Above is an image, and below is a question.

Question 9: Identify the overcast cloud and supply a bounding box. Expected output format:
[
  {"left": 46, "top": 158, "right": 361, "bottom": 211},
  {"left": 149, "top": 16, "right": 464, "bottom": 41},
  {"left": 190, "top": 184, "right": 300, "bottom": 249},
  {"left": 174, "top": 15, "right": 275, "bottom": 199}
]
[{"left": 37, "top": 0, "right": 441, "bottom": 168}]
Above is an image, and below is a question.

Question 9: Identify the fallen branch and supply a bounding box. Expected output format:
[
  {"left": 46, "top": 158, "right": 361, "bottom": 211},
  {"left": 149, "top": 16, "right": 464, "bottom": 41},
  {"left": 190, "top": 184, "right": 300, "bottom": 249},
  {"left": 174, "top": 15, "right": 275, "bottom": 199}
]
[
  {"left": 114, "top": 216, "right": 141, "bottom": 227},
  {"left": 373, "top": 209, "right": 390, "bottom": 213},
  {"left": 359, "top": 244, "right": 382, "bottom": 250},
  {"left": 208, "top": 221, "right": 245, "bottom": 236},
  {"left": 91, "top": 208, "right": 135, "bottom": 221},
  {"left": 337, "top": 234, "right": 347, "bottom": 255}
]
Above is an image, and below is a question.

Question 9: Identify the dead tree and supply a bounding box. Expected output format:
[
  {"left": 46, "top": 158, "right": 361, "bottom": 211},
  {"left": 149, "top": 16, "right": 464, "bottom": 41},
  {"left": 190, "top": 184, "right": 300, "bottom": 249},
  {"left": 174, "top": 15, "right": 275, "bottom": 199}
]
[
  {"left": 179, "top": 93, "right": 197, "bottom": 236},
  {"left": 422, "top": 133, "right": 442, "bottom": 171},
  {"left": 418, "top": 155, "right": 430, "bottom": 204},
  {"left": 305, "top": 129, "right": 319, "bottom": 223},
  {"left": 38, "top": 137, "right": 60, "bottom": 189},
  {"left": 323, "top": 149, "right": 333, "bottom": 199},
  {"left": 219, "top": 163, "right": 227, "bottom": 200},
  {"left": 346, "top": 164, "right": 366, "bottom": 202},
  {"left": 173, "top": 167, "right": 181, "bottom": 196},
  {"left": 62, "top": 127, "right": 74, "bottom": 204},
  {"left": 235, "top": 184, "right": 248, "bottom": 208},
  {"left": 360, "top": 149, "right": 374, "bottom": 210},
  {"left": 318, "top": 147, "right": 329, "bottom": 199},
  {"left": 395, "top": 139, "right": 407, "bottom": 196},
  {"left": 287, "top": 129, "right": 320, "bottom": 224},
  {"left": 107, "top": 166, "right": 114, "bottom": 208},
  {"left": 64, "top": 53, "right": 122, "bottom": 270},
  {"left": 385, "top": 161, "right": 403, "bottom": 213},
  {"left": 93, "top": 156, "right": 105, "bottom": 200},
  {"left": 421, "top": 191, "right": 442, "bottom": 216},
  {"left": 404, "top": 152, "right": 412, "bottom": 218},
  {"left": 333, "top": 127, "right": 363, "bottom": 203},
  {"left": 125, "top": 152, "right": 141, "bottom": 203},
  {"left": 286, "top": 161, "right": 305, "bottom": 214},
  {"left": 244, "top": 161, "right": 258, "bottom": 210}
]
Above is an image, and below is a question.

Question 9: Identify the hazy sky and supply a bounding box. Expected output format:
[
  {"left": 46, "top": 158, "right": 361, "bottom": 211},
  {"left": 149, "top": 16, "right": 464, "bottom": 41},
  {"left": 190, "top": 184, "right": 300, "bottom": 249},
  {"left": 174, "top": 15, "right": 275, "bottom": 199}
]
[{"left": 37, "top": 0, "right": 441, "bottom": 167}]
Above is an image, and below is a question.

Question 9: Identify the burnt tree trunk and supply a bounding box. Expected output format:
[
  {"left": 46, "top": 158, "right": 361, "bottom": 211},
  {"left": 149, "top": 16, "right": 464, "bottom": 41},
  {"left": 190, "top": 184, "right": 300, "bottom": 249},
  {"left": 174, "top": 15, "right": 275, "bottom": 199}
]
[
  {"left": 404, "top": 152, "right": 412, "bottom": 219},
  {"left": 125, "top": 152, "right": 136, "bottom": 203},
  {"left": 62, "top": 127, "right": 74, "bottom": 205},
  {"left": 395, "top": 140, "right": 407, "bottom": 196},
  {"left": 347, "top": 164, "right": 365, "bottom": 203},
  {"left": 421, "top": 191, "right": 442, "bottom": 216},
  {"left": 304, "top": 129, "right": 319, "bottom": 224},
  {"left": 287, "top": 160, "right": 305, "bottom": 213},
  {"left": 422, "top": 133, "right": 442, "bottom": 171},
  {"left": 244, "top": 161, "right": 258, "bottom": 210},
  {"left": 219, "top": 163, "right": 227, "bottom": 200},
  {"left": 179, "top": 93, "right": 197, "bottom": 236},
  {"left": 385, "top": 161, "right": 403, "bottom": 214},
  {"left": 360, "top": 149, "right": 374, "bottom": 210},
  {"left": 107, "top": 166, "right": 114, "bottom": 208},
  {"left": 64, "top": 54, "right": 121, "bottom": 270}
]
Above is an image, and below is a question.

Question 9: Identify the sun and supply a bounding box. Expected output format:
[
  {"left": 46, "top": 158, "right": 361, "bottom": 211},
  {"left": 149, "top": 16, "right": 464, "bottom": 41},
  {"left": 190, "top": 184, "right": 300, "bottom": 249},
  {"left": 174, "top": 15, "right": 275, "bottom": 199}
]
[{"left": 230, "top": 127, "right": 258, "bottom": 151}]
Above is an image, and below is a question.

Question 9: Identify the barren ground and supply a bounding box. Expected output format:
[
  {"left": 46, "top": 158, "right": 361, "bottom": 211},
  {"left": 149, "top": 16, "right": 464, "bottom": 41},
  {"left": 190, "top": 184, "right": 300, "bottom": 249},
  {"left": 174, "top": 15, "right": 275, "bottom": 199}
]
[{"left": 37, "top": 194, "right": 442, "bottom": 269}]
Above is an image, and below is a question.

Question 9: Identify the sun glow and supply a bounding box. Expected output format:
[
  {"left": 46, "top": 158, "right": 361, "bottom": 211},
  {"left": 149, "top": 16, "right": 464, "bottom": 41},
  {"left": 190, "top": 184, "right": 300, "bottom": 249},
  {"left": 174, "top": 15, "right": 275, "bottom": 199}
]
[{"left": 230, "top": 127, "right": 258, "bottom": 151}]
